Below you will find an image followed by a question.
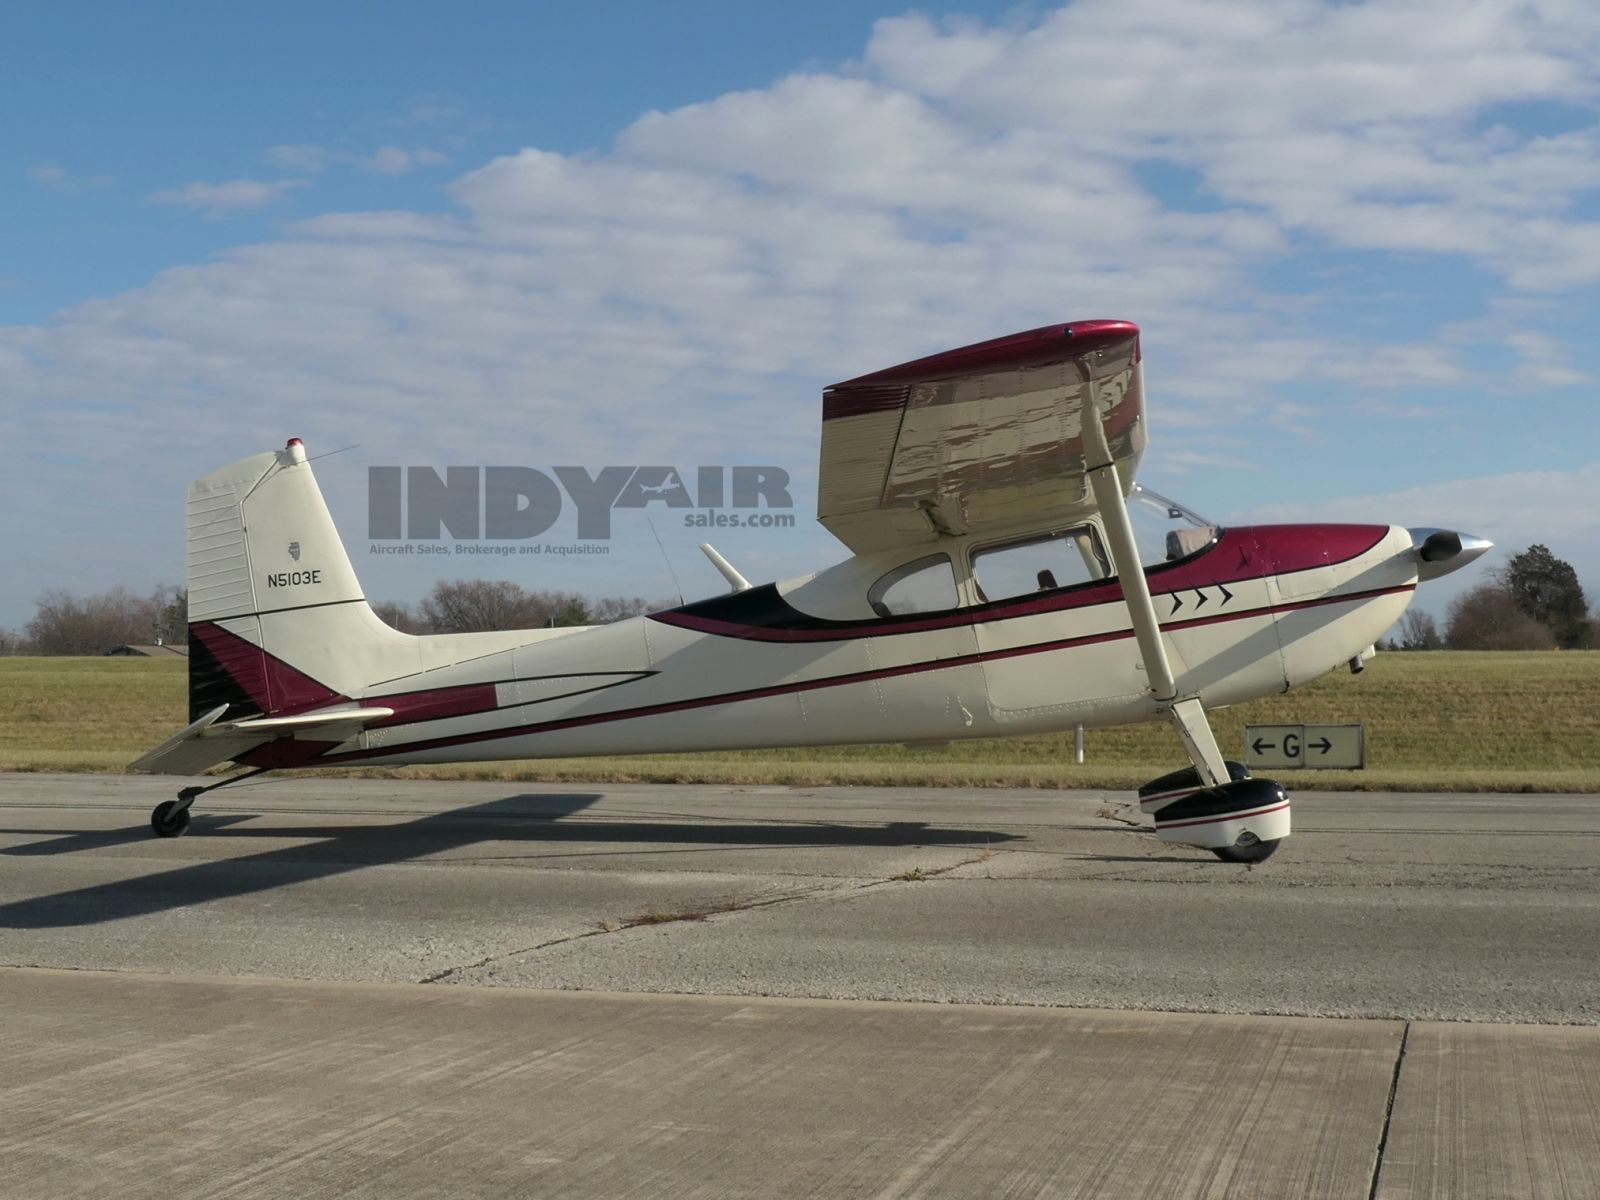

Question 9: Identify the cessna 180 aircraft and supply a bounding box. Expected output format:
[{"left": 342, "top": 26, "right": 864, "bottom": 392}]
[{"left": 135, "top": 320, "right": 1490, "bottom": 860}]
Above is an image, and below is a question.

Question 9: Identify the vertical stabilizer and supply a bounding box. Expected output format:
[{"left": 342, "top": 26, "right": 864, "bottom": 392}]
[
  {"left": 187, "top": 438, "right": 364, "bottom": 623},
  {"left": 185, "top": 439, "right": 408, "bottom": 720}
]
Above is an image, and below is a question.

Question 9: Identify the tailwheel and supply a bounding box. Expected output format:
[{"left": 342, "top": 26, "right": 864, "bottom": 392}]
[{"left": 150, "top": 792, "right": 198, "bottom": 838}]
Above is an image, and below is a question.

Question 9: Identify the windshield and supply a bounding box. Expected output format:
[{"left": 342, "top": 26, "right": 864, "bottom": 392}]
[{"left": 1129, "top": 484, "right": 1220, "bottom": 565}]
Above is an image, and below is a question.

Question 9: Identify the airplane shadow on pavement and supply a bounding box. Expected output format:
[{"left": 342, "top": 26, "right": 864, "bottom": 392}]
[{"left": 0, "top": 793, "right": 1024, "bottom": 930}]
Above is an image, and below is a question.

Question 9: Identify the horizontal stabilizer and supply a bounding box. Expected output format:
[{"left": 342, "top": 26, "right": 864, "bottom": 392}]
[
  {"left": 129, "top": 704, "right": 393, "bottom": 776},
  {"left": 210, "top": 706, "right": 394, "bottom": 735}
]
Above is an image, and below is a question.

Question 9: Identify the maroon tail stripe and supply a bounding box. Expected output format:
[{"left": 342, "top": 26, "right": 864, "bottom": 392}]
[{"left": 189, "top": 623, "right": 344, "bottom": 715}]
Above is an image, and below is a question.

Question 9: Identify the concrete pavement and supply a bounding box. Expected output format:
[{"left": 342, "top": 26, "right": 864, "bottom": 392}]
[
  {"left": 0, "top": 968, "right": 1402, "bottom": 1200},
  {"left": 1, "top": 774, "right": 1598, "bottom": 1197},
  {"left": 2, "top": 775, "right": 1595, "bottom": 1021}
]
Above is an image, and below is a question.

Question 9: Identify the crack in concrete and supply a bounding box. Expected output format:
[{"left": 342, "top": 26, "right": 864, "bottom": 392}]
[
  {"left": 417, "top": 885, "right": 836, "bottom": 984},
  {"left": 416, "top": 851, "right": 1001, "bottom": 984},
  {"left": 1366, "top": 1019, "right": 1411, "bottom": 1200},
  {"left": 881, "top": 849, "right": 999, "bottom": 883},
  {"left": 416, "top": 928, "right": 610, "bottom": 984}
]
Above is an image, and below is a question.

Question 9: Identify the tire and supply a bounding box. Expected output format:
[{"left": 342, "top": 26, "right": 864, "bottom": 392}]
[
  {"left": 151, "top": 800, "right": 192, "bottom": 838},
  {"left": 1213, "top": 838, "right": 1280, "bottom": 864}
]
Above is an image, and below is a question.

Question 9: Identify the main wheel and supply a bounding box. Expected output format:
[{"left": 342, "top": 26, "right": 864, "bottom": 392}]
[
  {"left": 1213, "top": 837, "right": 1280, "bottom": 864},
  {"left": 151, "top": 800, "right": 192, "bottom": 838}
]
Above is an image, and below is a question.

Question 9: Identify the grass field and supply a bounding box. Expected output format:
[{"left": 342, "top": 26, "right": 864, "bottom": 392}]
[{"left": 1, "top": 652, "right": 1596, "bottom": 792}]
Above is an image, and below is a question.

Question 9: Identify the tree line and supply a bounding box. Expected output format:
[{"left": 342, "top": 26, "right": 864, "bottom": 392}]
[
  {"left": 1388, "top": 544, "right": 1594, "bottom": 651},
  {"left": 370, "top": 580, "right": 666, "bottom": 634},
  {"left": 4, "top": 580, "right": 669, "bottom": 655}
]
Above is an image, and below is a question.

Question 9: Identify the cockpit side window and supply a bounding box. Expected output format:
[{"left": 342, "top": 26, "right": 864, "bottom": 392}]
[
  {"left": 970, "top": 526, "right": 1109, "bottom": 604},
  {"left": 869, "top": 554, "right": 959, "bottom": 617}
]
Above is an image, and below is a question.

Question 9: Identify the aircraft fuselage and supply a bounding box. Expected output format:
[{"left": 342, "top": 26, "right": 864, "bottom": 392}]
[{"left": 210, "top": 522, "right": 1416, "bottom": 771}]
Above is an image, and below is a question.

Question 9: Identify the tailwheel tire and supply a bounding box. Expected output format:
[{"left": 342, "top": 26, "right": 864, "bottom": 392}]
[
  {"left": 151, "top": 800, "right": 192, "bottom": 838},
  {"left": 1213, "top": 837, "right": 1280, "bottom": 864}
]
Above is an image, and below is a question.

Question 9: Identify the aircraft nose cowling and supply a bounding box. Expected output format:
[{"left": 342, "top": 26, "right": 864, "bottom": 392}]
[{"left": 1409, "top": 528, "right": 1493, "bottom": 581}]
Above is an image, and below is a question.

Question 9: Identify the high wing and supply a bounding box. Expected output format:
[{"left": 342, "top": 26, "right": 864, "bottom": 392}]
[{"left": 817, "top": 320, "right": 1145, "bottom": 554}]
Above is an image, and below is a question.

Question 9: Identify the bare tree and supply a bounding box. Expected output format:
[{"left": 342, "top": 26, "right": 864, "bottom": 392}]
[
  {"left": 378, "top": 588, "right": 667, "bottom": 633},
  {"left": 1396, "top": 608, "right": 1443, "bottom": 650},
  {"left": 153, "top": 585, "right": 187, "bottom": 646},
  {"left": 418, "top": 579, "right": 539, "bottom": 633},
  {"left": 589, "top": 595, "right": 669, "bottom": 623},
  {"left": 371, "top": 600, "right": 424, "bottom": 634},
  {"left": 26, "top": 586, "right": 170, "bottom": 654},
  {"left": 1444, "top": 584, "right": 1553, "bottom": 650},
  {"left": 414, "top": 581, "right": 595, "bottom": 632}
]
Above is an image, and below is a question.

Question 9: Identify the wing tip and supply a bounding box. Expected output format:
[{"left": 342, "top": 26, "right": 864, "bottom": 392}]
[{"left": 837, "top": 319, "right": 1139, "bottom": 384}]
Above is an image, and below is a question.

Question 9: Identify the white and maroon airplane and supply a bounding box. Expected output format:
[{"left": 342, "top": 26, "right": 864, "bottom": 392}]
[{"left": 135, "top": 320, "right": 1490, "bottom": 860}]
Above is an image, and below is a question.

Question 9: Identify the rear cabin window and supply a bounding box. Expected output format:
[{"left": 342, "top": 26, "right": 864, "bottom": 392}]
[
  {"left": 869, "top": 554, "right": 958, "bottom": 617},
  {"left": 971, "top": 527, "right": 1108, "bottom": 604}
]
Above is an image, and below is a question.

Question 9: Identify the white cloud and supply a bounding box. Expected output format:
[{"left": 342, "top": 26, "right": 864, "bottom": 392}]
[
  {"left": 1506, "top": 330, "right": 1592, "bottom": 387},
  {"left": 866, "top": 2, "right": 1600, "bottom": 289},
  {"left": 27, "top": 164, "right": 114, "bottom": 192},
  {"left": 362, "top": 145, "right": 448, "bottom": 174},
  {"left": 5, "top": 1, "right": 1600, "bottom": 621},
  {"left": 265, "top": 144, "right": 329, "bottom": 172},
  {"left": 149, "top": 177, "right": 308, "bottom": 217},
  {"left": 1247, "top": 461, "right": 1600, "bottom": 612}
]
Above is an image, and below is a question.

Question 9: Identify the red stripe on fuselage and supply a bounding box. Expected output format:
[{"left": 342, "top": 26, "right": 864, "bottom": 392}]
[
  {"left": 189, "top": 624, "right": 503, "bottom": 725},
  {"left": 652, "top": 524, "right": 1390, "bottom": 643},
  {"left": 312, "top": 583, "right": 1413, "bottom": 766}
]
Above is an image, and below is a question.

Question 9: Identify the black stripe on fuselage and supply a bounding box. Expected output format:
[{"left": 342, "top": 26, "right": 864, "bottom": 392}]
[{"left": 312, "top": 584, "right": 1413, "bottom": 765}]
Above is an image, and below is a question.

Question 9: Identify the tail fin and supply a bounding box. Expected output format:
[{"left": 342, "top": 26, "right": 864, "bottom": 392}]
[
  {"left": 188, "top": 437, "right": 364, "bottom": 626},
  {"left": 185, "top": 438, "right": 403, "bottom": 720}
]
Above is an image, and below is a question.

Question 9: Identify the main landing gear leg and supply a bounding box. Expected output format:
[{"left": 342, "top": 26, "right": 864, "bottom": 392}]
[
  {"left": 1081, "top": 399, "right": 1290, "bottom": 863},
  {"left": 150, "top": 767, "right": 271, "bottom": 838},
  {"left": 1166, "top": 697, "right": 1228, "bottom": 788}
]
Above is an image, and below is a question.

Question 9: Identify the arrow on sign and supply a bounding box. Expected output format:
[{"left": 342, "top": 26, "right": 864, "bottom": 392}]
[
  {"left": 1310, "top": 737, "right": 1333, "bottom": 754},
  {"left": 1251, "top": 737, "right": 1275, "bottom": 754}
]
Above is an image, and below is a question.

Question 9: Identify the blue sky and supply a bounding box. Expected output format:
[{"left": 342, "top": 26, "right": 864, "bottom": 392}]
[{"left": 5, "top": 0, "right": 1600, "bottom": 629}]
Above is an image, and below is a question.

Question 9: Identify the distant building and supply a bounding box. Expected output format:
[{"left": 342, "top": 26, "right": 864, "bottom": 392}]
[{"left": 106, "top": 644, "right": 189, "bottom": 658}]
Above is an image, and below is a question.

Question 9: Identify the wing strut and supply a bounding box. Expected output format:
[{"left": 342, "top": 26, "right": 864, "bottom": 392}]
[
  {"left": 1083, "top": 383, "right": 1229, "bottom": 789},
  {"left": 699, "top": 543, "right": 752, "bottom": 593}
]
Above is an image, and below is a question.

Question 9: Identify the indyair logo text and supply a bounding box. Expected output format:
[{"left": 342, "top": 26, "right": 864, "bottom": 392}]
[{"left": 368, "top": 466, "right": 794, "bottom": 541}]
